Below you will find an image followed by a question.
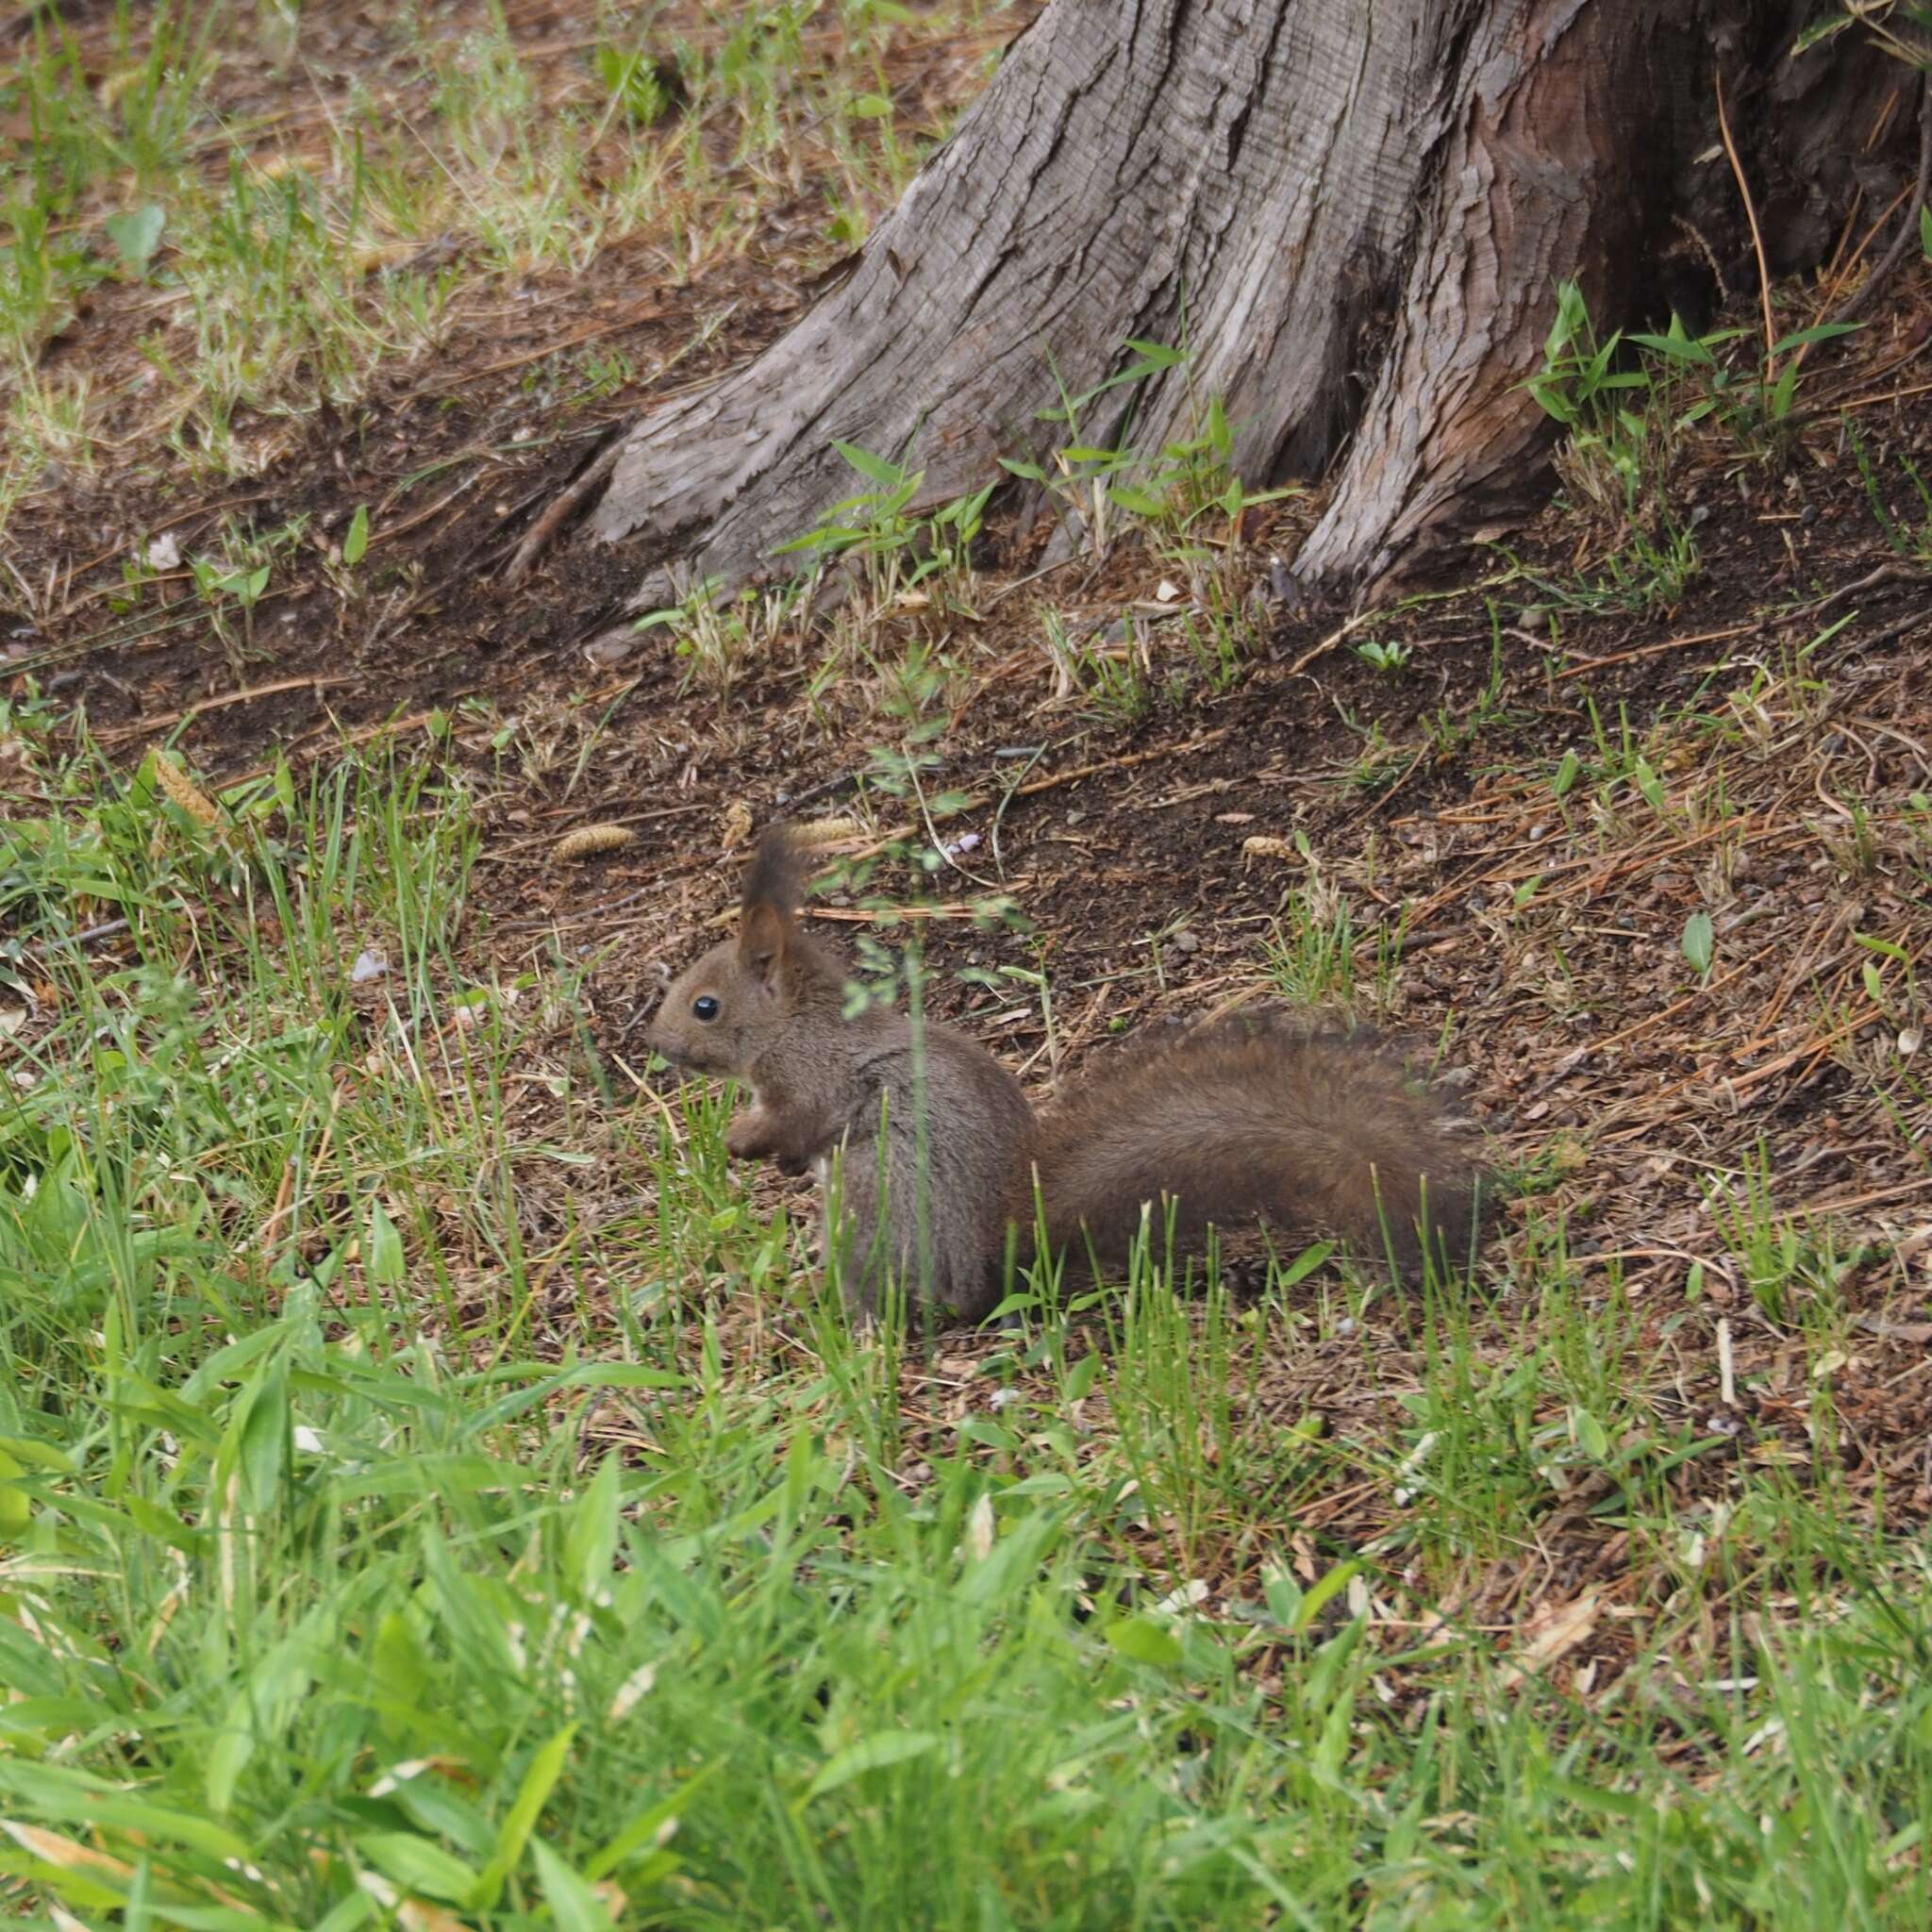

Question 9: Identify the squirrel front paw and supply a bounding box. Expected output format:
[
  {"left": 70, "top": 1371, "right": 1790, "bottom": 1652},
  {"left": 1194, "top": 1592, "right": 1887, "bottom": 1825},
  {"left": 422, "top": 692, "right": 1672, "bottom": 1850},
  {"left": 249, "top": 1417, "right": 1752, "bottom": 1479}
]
[{"left": 724, "top": 1110, "right": 774, "bottom": 1161}]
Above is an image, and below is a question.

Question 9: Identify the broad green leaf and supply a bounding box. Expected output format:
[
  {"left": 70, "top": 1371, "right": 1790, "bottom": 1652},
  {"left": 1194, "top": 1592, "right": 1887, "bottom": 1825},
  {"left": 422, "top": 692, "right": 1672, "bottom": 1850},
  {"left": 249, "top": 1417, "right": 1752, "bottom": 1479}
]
[
  {"left": 366, "top": 1200, "right": 405, "bottom": 1286},
  {"left": 1106, "top": 1617, "right": 1184, "bottom": 1667},
  {"left": 1062, "top": 1353, "right": 1100, "bottom": 1402},
  {"left": 356, "top": 1831, "right": 481, "bottom": 1907},
  {"left": 804, "top": 1730, "right": 941, "bottom": 1801},
  {"left": 1771, "top": 321, "right": 1862, "bottom": 355},
  {"left": 532, "top": 1837, "right": 616, "bottom": 1932},
  {"left": 586, "top": 1764, "right": 721, "bottom": 1881},
  {"left": 564, "top": 1457, "right": 620, "bottom": 1604},
  {"left": 1275, "top": 1240, "right": 1334, "bottom": 1288},
  {"left": 205, "top": 1689, "right": 255, "bottom": 1816},
  {"left": 949, "top": 1503, "right": 1061, "bottom": 1607},
  {"left": 831, "top": 439, "right": 906, "bottom": 487},
  {"left": 237, "top": 1364, "right": 288, "bottom": 1514},
  {"left": 0, "top": 1450, "right": 33, "bottom": 1536},
  {"left": 476, "top": 1724, "right": 575, "bottom": 1907},
  {"left": 1681, "top": 910, "right": 1715, "bottom": 977},
  {"left": 104, "top": 204, "right": 165, "bottom": 272},
  {"left": 1122, "top": 337, "right": 1187, "bottom": 367},
  {"left": 1573, "top": 1407, "right": 1611, "bottom": 1461},
  {"left": 1292, "top": 1559, "right": 1362, "bottom": 1633},
  {"left": 342, "top": 505, "right": 370, "bottom": 567}
]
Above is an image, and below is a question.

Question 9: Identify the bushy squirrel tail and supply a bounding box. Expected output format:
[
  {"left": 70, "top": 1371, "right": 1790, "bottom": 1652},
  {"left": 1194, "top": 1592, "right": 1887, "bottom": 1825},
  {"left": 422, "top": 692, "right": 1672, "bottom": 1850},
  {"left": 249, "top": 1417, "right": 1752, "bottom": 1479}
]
[{"left": 1024, "top": 1006, "right": 1490, "bottom": 1281}]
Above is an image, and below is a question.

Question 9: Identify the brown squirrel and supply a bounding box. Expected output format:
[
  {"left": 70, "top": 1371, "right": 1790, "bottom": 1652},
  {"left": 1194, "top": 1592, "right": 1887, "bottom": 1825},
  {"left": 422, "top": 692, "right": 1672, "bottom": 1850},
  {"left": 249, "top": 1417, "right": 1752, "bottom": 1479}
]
[{"left": 647, "top": 825, "right": 1488, "bottom": 1323}]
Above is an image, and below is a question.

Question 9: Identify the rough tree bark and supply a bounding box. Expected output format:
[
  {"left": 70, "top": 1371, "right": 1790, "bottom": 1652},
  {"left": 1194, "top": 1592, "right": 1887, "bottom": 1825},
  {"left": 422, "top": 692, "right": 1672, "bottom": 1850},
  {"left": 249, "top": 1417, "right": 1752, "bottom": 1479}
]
[{"left": 533, "top": 0, "right": 1902, "bottom": 608}]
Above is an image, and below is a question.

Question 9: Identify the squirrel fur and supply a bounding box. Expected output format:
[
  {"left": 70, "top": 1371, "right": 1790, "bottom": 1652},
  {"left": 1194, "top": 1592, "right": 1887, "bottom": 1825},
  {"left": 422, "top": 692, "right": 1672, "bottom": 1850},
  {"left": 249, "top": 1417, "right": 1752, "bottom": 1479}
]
[{"left": 648, "top": 825, "right": 1489, "bottom": 1323}]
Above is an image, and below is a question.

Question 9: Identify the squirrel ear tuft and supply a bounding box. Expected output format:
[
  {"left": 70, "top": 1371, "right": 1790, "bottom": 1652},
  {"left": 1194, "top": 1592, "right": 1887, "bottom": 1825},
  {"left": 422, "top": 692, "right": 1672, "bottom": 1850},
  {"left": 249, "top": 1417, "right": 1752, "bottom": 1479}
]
[
  {"left": 738, "top": 823, "right": 800, "bottom": 985},
  {"left": 741, "top": 823, "right": 802, "bottom": 919},
  {"left": 740, "top": 900, "right": 787, "bottom": 985}
]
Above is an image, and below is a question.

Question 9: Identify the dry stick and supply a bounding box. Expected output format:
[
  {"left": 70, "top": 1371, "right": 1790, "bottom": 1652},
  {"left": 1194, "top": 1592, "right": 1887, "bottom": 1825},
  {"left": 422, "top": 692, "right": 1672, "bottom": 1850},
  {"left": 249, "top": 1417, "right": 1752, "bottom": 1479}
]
[
  {"left": 1556, "top": 621, "right": 1762, "bottom": 679},
  {"left": 503, "top": 437, "right": 625, "bottom": 586},
  {"left": 219, "top": 708, "right": 458, "bottom": 789},
  {"left": 1805, "top": 72, "right": 1906, "bottom": 325},
  {"left": 1713, "top": 61, "right": 1777, "bottom": 374},
  {"left": 842, "top": 727, "right": 1234, "bottom": 862},
  {"left": 458, "top": 307, "right": 670, "bottom": 386},
  {"left": 1750, "top": 907, "right": 1845, "bottom": 1039},
  {"left": 809, "top": 901, "right": 1015, "bottom": 924},
  {"left": 1584, "top": 960, "right": 1757, "bottom": 1058},
  {"left": 1835, "top": 375, "right": 1932, "bottom": 414},
  {"left": 1406, "top": 814, "right": 1763, "bottom": 928},
  {"left": 258, "top": 1079, "right": 348, "bottom": 1256},
  {"left": 1801, "top": 1176, "right": 1932, "bottom": 1217},
  {"left": 1815, "top": 179, "right": 1912, "bottom": 324},
  {"left": 1285, "top": 609, "right": 1389, "bottom": 677},
  {"left": 98, "top": 675, "right": 356, "bottom": 746},
  {"left": 1798, "top": 560, "right": 1920, "bottom": 613},
  {"left": 1729, "top": 1001, "right": 1887, "bottom": 1098},
  {"left": 1829, "top": 71, "right": 1932, "bottom": 327},
  {"left": 369, "top": 469, "right": 489, "bottom": 548}
]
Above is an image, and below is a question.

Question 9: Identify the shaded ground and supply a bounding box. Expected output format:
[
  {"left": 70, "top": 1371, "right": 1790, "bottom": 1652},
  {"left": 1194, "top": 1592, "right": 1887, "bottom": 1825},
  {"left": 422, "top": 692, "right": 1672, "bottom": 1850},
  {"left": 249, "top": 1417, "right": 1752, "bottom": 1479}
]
[{"left": 7, "top": 0, "right": 1932, "bottom": 1686}]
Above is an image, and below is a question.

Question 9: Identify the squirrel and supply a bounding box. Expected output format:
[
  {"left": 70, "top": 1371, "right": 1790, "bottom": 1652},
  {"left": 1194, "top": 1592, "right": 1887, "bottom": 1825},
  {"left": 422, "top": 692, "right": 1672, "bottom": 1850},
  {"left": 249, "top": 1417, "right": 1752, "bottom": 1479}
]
[{"left": 647, "top": 825, "right": 1489, "bottom": 1324}]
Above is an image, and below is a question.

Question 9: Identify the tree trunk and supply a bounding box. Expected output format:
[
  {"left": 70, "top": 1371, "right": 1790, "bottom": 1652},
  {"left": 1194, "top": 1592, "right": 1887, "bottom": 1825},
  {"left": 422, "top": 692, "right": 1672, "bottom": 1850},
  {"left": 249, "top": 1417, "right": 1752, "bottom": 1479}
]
[{"left": 549, "top": 0, "right": 1900, "bottom": 608}]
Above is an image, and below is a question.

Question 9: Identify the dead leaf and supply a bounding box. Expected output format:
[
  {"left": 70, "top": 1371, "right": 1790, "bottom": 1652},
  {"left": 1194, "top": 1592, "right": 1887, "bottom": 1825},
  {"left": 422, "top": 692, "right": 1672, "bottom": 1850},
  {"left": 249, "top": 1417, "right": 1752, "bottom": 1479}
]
[{"left": 1494, "top": 1594, "right": 1599, "bottom": 1691}]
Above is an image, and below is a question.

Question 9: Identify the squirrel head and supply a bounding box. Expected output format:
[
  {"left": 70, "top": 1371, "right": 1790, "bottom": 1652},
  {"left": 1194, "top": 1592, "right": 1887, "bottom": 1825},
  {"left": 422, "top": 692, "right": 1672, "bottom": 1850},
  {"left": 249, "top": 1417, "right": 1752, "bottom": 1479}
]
[{"left": 648, "top": 824, "right": 818, "bottom": 1077}]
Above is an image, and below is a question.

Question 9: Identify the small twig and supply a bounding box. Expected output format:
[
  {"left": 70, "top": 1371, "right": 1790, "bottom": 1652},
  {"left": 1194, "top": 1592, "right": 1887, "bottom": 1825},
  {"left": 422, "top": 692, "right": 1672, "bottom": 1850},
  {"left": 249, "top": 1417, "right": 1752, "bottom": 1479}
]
[
  {"left": 989, "top": 742, "right": 1051, "bottom": 879},
  {"left": 1730, "top": 1001, "right": 1888, "bottom": 1096},
  {"left": 1586, "top": 960, "right": 1755, "bottom": 1058},
  {"left": 497, "top": 882, "right": 667, "bottom": 935},
  {"left": 1713, "top": 61, "right": 1777, "bottom": 373},
  {"left": 984, "top": 553, "right": 1091, "bottom": 608},
  {"left": 1797, "top": 560, "right": 1918, "bottom": 613},
  {"left": 460, "top": 307, "right": 672, "bottom": 386},
  {"left": 97, "top": 675, "right": 355, "bottom": 745},
  {"left": 1556, "top": 620, "right": 1762, "bottom": 678},
  {"left": 21, "top": 917, "right": 131, "bottom": 958},
  {"left": 843, "top": 727, "right": 1234, "bottom": 863},
  {"left": 370, "top": 468, "right": 488, "bottom": 548},
  {"left": 1285, "top": 607, "right": 1387, "bottom": 677},
  {"left": 502, "top": 432, "right": 626, "bottom": 586},
  {"left": 810, "top": 900, "right": 1017, "bottom": 924},
  {"left": 258, "top": 1077, "right": 347, "bottom": 1256},
  {"left": 906, "top": 752, "right": 999, "bottom": 891}
]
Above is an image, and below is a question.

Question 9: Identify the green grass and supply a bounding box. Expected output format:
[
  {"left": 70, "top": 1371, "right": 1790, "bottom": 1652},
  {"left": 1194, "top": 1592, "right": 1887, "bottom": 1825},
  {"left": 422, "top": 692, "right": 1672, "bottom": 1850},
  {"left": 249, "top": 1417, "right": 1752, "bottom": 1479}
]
[{"left": 0, "top": 716, "right": 1928, "bottom": 1927}]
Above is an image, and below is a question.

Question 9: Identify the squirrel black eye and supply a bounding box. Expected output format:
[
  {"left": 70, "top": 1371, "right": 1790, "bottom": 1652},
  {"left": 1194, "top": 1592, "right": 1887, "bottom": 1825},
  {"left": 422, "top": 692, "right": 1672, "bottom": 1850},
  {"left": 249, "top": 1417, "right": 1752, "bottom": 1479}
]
[{"left": 692, "top": 995, "right": 720, "bottom": 1022}]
